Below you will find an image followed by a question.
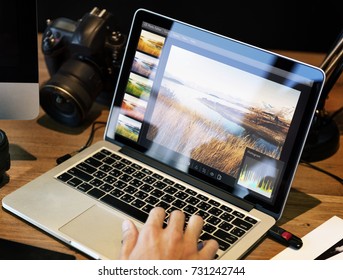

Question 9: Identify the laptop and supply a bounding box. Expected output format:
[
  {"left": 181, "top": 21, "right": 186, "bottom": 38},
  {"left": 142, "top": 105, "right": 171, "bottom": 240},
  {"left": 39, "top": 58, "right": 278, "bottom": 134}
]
[{"left": 2, "top": 9, "right": 325, "bottom": 260}]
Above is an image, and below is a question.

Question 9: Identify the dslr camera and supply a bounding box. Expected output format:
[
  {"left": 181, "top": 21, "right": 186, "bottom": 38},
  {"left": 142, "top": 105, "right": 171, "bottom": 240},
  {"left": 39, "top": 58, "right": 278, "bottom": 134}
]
[{"left": 40, "top": 7, "right": 126, "bottom": 126}]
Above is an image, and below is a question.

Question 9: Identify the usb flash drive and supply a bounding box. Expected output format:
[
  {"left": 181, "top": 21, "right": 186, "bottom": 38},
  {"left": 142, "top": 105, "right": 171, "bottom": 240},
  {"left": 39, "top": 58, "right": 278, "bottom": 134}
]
[{"left": 267, "top": 225, "right": 303, "bottom": 249}]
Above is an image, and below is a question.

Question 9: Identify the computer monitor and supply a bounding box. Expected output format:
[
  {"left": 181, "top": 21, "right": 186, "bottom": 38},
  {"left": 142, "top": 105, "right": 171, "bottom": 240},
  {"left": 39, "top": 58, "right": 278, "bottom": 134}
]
[{"left": 0, "top": 0, "right": 39, "bottom": 120}]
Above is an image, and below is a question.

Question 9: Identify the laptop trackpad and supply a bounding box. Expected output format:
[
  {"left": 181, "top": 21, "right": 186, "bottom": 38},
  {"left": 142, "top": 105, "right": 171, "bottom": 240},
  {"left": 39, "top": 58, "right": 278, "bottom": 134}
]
[{"left": 59, "top": 205, "right": 124, "bottom": 259}]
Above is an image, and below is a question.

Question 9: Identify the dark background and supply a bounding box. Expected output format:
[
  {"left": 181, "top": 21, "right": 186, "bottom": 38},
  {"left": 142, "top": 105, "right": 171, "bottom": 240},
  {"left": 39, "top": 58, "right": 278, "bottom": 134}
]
[{"left": 36, "top": 0, "right": 342, "bottom": 53}]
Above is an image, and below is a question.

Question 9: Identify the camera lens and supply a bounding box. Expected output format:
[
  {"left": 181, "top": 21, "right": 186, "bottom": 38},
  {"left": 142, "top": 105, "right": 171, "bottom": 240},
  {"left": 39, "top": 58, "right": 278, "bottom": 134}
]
[
  {"left": 53, "top": 93, "right": 76, "bottom": 115},
  {"left": 0, "top": 129, "right": 10, "bottom": 184},
  {"left": 40, "top": 58, "right": 103, "bottom": 126}
]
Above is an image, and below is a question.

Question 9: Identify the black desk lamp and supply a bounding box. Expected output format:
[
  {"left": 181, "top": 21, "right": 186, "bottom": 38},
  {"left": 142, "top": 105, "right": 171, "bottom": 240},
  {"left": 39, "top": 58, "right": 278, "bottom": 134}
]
[{"left": 301, "top": 30, "right": 343, "bottom": 162}]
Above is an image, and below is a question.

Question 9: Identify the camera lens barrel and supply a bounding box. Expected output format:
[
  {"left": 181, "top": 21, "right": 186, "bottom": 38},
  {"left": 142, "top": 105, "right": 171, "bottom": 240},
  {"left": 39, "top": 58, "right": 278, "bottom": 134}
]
[
  {"left": 0, "top": 129, "right": 10, "bottom": 184},
  {"left": 40, "top": 58, "right": 103, "bottom": 126}
]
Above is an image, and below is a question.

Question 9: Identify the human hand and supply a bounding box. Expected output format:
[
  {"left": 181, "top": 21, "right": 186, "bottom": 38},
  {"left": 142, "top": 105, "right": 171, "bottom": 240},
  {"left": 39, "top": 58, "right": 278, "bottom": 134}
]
[{"left": 119, "top": 207, "right": 219, "bottom": 260}]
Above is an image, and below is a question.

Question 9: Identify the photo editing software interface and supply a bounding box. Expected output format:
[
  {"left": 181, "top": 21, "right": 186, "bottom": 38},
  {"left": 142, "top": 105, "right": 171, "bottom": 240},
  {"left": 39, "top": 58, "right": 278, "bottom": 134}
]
[{"left": 107, "top": 18, "right": 315, "bottom": 207}]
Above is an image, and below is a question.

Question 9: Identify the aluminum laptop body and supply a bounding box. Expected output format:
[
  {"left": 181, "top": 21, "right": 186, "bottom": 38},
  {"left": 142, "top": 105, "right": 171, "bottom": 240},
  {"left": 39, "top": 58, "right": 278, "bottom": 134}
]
[{"left": 2, "top": 9, "right": 325, "bottom": 260}]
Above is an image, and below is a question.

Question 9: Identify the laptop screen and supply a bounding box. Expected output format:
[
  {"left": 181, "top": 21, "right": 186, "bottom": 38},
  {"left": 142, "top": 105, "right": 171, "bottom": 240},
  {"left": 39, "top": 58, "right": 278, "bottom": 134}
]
[{"left": 106, "top": 9, "right": 324, "bottom": 218}]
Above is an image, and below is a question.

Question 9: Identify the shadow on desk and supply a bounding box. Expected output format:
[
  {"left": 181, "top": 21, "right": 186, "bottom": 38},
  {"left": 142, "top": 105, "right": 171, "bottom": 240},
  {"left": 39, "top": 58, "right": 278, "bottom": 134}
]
[
  {"left": 278, "top": 189, "right": 321, "bottom": 225},
  {"left": 9, "top": 144, "right": 37, "bottom": 161}
]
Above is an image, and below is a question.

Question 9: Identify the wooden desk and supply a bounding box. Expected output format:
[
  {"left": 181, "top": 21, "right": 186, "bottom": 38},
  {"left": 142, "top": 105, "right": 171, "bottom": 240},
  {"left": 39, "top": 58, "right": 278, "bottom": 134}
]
[{"left": 0, "top": 36, "right": 342, "bottom": 260}]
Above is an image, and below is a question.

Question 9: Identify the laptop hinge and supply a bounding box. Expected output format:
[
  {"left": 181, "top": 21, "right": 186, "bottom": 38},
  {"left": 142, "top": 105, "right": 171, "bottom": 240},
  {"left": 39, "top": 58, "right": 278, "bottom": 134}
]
[{"left": 120, "top": 146, "right": 254, "bottom": 212}]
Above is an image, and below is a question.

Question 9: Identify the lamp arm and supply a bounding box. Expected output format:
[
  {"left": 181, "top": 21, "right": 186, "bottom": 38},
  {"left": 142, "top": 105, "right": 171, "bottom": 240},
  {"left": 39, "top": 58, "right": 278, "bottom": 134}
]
[{"left": 318, "top": 33, "right": 343, "bottom": 110}]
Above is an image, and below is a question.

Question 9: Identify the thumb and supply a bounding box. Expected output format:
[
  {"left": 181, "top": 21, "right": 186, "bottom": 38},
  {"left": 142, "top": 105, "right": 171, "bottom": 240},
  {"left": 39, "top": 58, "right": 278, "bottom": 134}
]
[{"left": 119, "top": 219, "right": 139, "bottom": 259}]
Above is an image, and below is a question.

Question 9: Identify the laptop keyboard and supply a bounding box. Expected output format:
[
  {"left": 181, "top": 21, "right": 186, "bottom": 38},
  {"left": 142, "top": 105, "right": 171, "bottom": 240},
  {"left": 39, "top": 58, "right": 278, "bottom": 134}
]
[{"left": 56, "top": 148, "right": 259, "bottom": 256}]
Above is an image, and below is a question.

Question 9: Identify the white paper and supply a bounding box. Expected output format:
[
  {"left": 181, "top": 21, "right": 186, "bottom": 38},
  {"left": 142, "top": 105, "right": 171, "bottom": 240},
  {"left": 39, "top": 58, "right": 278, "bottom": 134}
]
[{"left": 272, "top": 215, "right": 343, "bottom": 260}]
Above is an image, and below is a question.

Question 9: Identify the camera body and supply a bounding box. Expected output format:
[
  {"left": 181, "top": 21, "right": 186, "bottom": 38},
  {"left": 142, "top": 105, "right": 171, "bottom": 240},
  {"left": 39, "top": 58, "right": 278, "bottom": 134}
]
[{"left": 40, "top": 7, "right": 126, "bottom": 126}]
